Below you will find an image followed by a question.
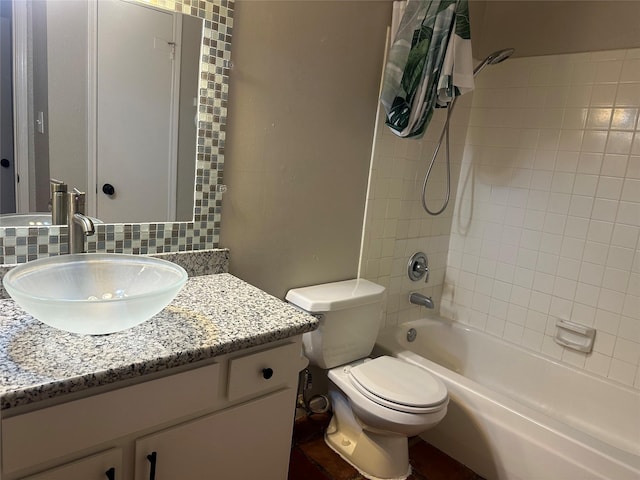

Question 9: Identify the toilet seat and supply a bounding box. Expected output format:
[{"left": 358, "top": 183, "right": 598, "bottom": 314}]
[{"left": 348, "top": 356, "right": 448, "bottom": 414}]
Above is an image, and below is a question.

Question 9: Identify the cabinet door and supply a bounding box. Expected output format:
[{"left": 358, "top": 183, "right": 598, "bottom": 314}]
[
  {"left": 135, "top": 388, "right": 296, "bottom": 480},
  {"left": 20, "top": 448, "right": 123, "bottom": 480}
]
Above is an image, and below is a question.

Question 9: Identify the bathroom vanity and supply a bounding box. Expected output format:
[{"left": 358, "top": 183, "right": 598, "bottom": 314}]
[{"left": 0, "top": 273, "right": 318, "bottom": 480}]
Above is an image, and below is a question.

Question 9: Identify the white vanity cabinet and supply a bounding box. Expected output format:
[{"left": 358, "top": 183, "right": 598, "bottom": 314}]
[
  {"left": 134, "top": 388, "right": 294, "bottom": 480},
  {"left": 1, "top": 338, "right": 304, "bottom": 480}
]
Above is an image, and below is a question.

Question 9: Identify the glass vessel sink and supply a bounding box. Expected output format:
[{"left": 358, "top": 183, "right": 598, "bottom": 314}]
[
  {"left": 2, "top": 254, "right": 188, "bottom": 334},
  {"left": 0, "top": 213, "right": 104, "bottom": 227},
  {"left": 0, "top": 213, "right": 54, "bottom": 226}
]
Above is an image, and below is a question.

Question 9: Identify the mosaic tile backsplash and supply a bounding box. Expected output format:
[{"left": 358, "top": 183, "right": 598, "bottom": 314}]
[{"left": 0, "top": 0, "right": 233, "bottom": 265}]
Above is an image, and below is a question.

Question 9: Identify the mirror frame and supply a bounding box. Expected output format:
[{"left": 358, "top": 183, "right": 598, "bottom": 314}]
[{"left": 0, "top": 0, "right": 233, "bottom": 265}]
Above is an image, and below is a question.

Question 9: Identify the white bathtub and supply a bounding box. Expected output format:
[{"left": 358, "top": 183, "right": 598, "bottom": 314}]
[{"left": 374, "top": 318, "right": 640, "bottom": 480}]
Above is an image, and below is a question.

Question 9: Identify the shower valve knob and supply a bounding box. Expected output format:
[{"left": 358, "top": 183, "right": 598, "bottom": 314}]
[{"left": 408, "top": 252, "right": 430, "bottom": 282}]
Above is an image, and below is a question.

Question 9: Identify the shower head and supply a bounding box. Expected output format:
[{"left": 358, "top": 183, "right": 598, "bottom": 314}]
[
  {"left": 473, "top": 48, "right": 516, "bottom": 76},
  {"left": 487, "top": 48, "right": 516, "bottom": 65}
]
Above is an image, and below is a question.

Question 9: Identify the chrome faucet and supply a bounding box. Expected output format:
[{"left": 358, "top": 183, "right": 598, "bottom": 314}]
[
  {"left": 67, "top": 189, "right": 95, "bottom": 254},
  {"left": 409, "top": 292, "right": 434, "bottom": 309},
  {"left": 50, "top": 180, "right": 95, "bottom": 253}
]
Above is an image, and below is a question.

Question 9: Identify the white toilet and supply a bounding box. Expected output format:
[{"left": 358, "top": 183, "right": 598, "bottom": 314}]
[{"left": 286, "top": 279, "right": 448, "bottom": 480}]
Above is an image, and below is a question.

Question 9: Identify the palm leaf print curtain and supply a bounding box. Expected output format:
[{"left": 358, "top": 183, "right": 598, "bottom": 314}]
[{"left": 381, "top": 0, "right": 473, "bottom": 138}]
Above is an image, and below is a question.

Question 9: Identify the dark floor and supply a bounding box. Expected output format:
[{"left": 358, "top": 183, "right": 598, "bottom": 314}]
[{"left": 289, "top": 413, "right": 484, "bottom": 480}]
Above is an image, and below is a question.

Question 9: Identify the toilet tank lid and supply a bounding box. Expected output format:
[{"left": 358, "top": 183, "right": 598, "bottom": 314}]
[{"left": 285, "top": 279, "right": 385, "bottom": 312}]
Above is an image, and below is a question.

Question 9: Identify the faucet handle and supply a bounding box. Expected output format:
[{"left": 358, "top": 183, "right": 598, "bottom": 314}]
[
  {"left": 69, "top": 188, "right": 87, "bottom": 213},
  {"left": 50, "top": 178, "right": 67, "bottom": 193}
]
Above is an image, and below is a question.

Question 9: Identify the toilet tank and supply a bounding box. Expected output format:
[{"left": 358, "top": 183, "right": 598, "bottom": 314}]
[{"left": 285, "top": 279, "right": 385, "bottom": 369}]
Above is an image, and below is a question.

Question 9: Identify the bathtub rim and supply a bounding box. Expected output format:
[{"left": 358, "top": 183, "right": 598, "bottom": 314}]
[
  {"left": 375, "top": 317, "right": 640, "bottom": 476},
  {"left": 380, "top": 316, "right": 640, "bottom": 398}
]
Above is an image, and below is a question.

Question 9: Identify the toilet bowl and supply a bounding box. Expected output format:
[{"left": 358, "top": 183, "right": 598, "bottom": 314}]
[
  {"left": 285, "top": 279, "right": 449, "bottom": 480},
  {"left": 325, "top": 356, "right": 448, "bottom": 479},
  {"left": 332, "top": 356, "right": 448, "bottom": 433}
]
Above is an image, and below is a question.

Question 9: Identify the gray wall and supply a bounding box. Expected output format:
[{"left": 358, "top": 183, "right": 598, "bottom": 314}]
[
  {"left": 221, "top": 1, "right": 391, "bottom": 298},
  {"left": 221, "top": 0, "right": 640, "bottom": 299},
  {"left": 470, "top": 1, "right": 640, "bottom": 59}
]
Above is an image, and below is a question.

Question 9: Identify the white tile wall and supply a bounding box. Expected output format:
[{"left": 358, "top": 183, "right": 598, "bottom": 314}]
[
  {"left": 442, "top": 49, "right": 640, "bottom": 389},
  {"left": 360, "top": 98, "right": 472, "bottom": 327}
]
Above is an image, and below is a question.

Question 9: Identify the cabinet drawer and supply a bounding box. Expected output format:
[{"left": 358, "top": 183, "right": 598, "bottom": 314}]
[
  {"left": 3, "top": 363, "right": 220, "bottom": 475},
  {"left": 227, "top": 342, "right": 303, "bottom": 401}
]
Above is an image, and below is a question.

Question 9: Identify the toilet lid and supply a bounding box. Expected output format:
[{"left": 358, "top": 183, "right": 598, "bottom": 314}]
[{"left": 349, "top": 356, "right": 448, "bottom": 413}]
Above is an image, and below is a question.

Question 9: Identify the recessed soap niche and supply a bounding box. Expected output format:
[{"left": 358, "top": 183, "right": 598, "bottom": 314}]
[{"left": 554, "top": 319, "right": 596, "bottom": 354}]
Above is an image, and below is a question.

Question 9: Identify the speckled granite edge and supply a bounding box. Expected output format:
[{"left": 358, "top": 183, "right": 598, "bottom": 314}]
[
  {"left": 0, "top": 265, "right": 13, "bottom": 299},
  {"left": 0, "top": 249, "right": 229, "bottom": 299},
  {"left": 0, "top": 273, "right": 317, "bottom": 410},
  {"left": 151, "top": 248, "right": 229, "bottom": 277}
]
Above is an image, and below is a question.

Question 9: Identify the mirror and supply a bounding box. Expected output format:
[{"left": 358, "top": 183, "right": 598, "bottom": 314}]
[
  {"left": 6, "top": 0, "right": 203, "bottom": 223},
  {"left": 0, "top": 0, "right": 232, "bottom": 264}
]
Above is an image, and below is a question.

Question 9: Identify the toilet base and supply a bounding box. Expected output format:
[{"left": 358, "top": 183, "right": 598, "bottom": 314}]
[
  {"left": 325, "top": 430, "right": 411, "bottom": 480},
  {"left": 325, "top": 391, "right": 411, "bottom": 480}
]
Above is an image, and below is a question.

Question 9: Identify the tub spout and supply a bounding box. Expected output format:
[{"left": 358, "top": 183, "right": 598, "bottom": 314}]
[{"left": 409, "top": 292, "right": 434, "bottom": 309}]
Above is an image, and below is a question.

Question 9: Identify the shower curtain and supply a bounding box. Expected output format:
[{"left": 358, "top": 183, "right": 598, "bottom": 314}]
[{"left": 381, "top": 0, "right": 473, "bottom": 138}]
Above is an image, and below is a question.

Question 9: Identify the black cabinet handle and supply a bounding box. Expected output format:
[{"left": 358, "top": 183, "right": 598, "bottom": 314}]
[
  {"left": 147, "top": 452, "right": 157, "bottom": 480},
  {"left": 0, "top": 159, "right": 9, "bottom": 168},
  {"left": 262, "top": 367, "right": 274, "bottom": 379},
  {"left": 105, "top": 467, "right": 115, "bottom": 480}
]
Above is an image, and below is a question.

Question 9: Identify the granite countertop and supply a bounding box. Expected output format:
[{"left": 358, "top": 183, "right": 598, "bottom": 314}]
[{"left": 0, "top": 273, "right": 318, "bottom": 410}]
